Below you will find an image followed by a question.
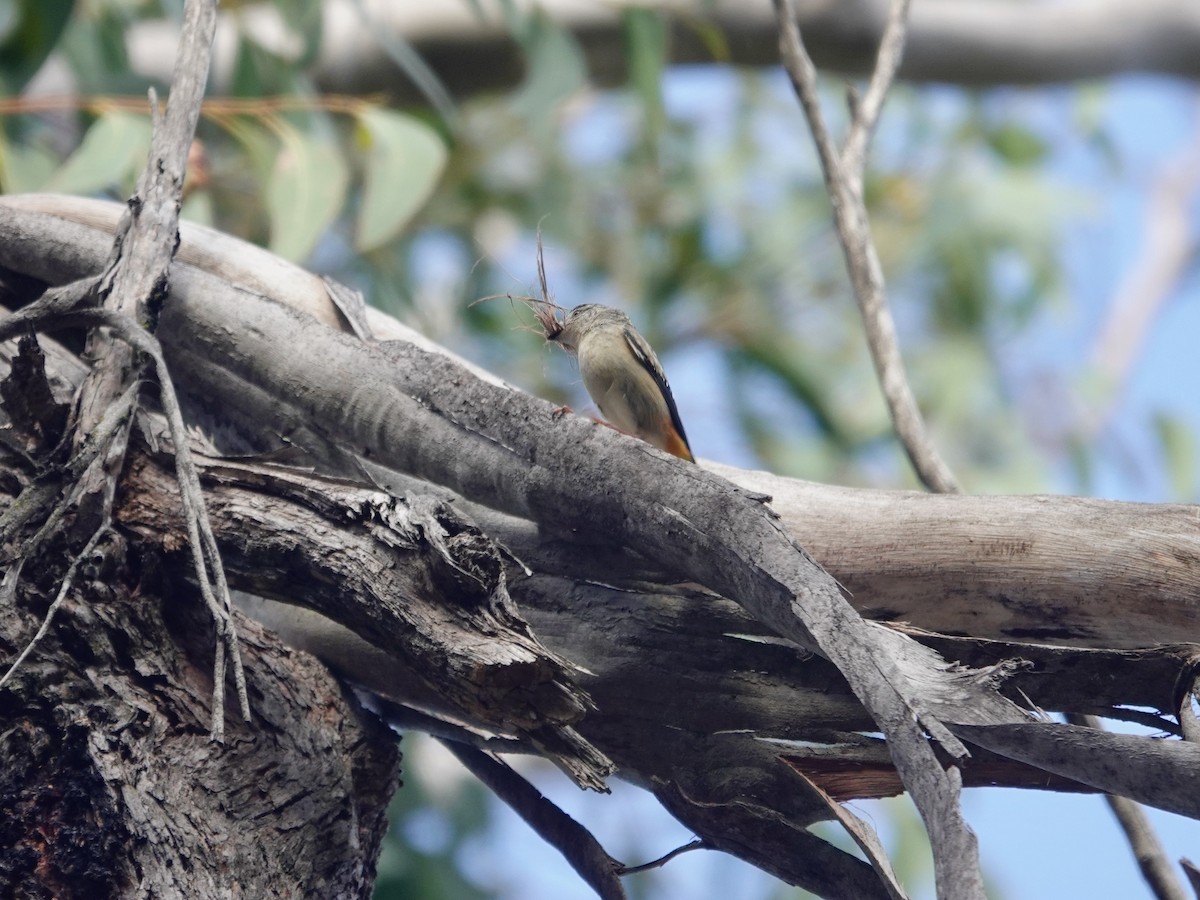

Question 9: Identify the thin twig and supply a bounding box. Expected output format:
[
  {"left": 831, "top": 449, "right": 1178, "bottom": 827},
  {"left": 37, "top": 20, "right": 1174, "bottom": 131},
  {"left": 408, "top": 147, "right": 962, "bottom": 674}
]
[
  {"left": 1080, "top": 101, "right": 1200, "bottom": 442},
  {"left": 0, "top": 92, "right": 386, "bottom": 118},
  {"left": 772, "top": 2, "right": 979, "bottom": 897},
  {"left": 616, "top": 840, "right": 707, "bottom": 876},
  {"left": 113, "top": 309, "right": 253, "bottom": 732},
  {"left": 1180, "top": 858, "right": 1200, "bottom": 895},
  {"left": 1067, "top": 714, "right": 1189, "bottom": 900},
  {"left": 773, "top": 0, "right": 960, "bottom": 493},
  {"left": 1, "top": 299, "right": 251, "bottom": 735},
  {"left": 440, "top": 739, "right": 627, "bottom": 900},
  {"left": 840, "top": 0, "right": 914, "bottom": 181},
  {"left": 0, "top": 523, "right": 110, "bottom": 690},
  {"left": 79, "top": 0, "right": 245, "bottom": 738}
]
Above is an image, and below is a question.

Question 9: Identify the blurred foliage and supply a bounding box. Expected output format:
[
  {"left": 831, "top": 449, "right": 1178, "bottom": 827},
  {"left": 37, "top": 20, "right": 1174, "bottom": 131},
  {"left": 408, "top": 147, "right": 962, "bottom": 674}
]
[
  {"left": 2, "top": 1, "right": 1197, "bottom": 899},
  {"left": 373, "top": 735, "right": 492, "bottom": 900},
  {"left": 0, "top": 0, "right": 1105, "bottom": 491}
]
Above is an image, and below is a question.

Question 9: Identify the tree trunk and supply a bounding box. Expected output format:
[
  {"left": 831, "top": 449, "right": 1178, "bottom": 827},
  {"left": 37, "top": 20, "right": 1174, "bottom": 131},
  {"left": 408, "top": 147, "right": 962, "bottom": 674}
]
[{"left": 0, "top": 519, "right": 399, "bottom": 898}]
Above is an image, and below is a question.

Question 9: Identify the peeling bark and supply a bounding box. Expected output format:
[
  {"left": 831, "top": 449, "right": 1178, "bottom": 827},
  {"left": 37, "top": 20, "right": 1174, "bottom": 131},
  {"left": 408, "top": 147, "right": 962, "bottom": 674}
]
[{"left": 2, "top": 194, "right": 1200, "bottom": 898}]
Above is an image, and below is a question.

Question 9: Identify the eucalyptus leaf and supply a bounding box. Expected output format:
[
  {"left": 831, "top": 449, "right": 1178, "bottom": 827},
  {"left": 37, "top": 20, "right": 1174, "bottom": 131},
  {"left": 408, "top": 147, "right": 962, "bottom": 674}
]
[
  {"left": 0, "top": 135, "right": 57, "bottom": 193},
  {"left": 266, "top": 121, "right": 350, "bottom": 262},
  {"left": 355, "top": 108, "right": 447, "bottom": 253},
  {"left": 44, "top": 111, "right": 152, "bottom": 196},
  {"left": 0, "top": 0, "right": 73, "bottom": 93},
  {"left": 624, "top": 8, "right": 666, "bottom": 135},
  {"left": 511, "top": 11, "right": 586, "bottom": 126}
]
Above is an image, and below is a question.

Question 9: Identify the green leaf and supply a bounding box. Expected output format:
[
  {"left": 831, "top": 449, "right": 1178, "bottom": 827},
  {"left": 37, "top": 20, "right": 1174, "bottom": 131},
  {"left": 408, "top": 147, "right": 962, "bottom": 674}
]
[
  {"left": 270, "top": 0, "right": 323, "bottom": 67},
  {"left": 45, "top": 111, "right": 152, "bottom": 195},
  {"left": 229, "top": 29, "right": 298, "bottom": 97},
  {"left": 0, "top": 134, "right": 57, "bottom": 192},
  {"left": 0, "top": 0, "right": 73, "bottom": 93},
  {"left": 510, "top": 11, "right": 586, "bottom": 127},
  {"left": 985, "top": 123, "right": 1050, "bottom": 167},
  {"left": 222, "top": 116, "right": 279, "bottom": 184},
  {"left": 265, "top": 120, "right": 349, "bottom": 262},
  {"left": 678, "top": 16, "right": 730, "bottom": 63},
  {"left": 355, "top": 108, "right": 447, "bottom": 253},
  {"left": 624, "top": 8, "right": 666, "bottom": 134},
  {"left": 1153, "top": 413, "right": 1197, "bottom": 500},
  {"left": 344, "top": 0, "right": 457, "bottom": 127}
]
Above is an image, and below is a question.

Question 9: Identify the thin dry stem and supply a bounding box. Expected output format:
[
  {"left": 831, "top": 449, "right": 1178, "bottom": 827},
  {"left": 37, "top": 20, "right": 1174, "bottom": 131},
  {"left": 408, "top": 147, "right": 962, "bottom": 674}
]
[
  {"left": 772, "top": 1, "right": 979, "bottom": 896},
  {"left": 531, "top": 230, "right": 566, "bottom": 340},
  {"left": 616, "top": 840, "right": 707, "bottom": 876},
  {"left": 1068, "top": 714, "right": 1189, "bottom": 900},
  {"left": 841, "top": 0, "right": 914, "bottom": 181},
  {"left": 470, "top": 231, "right": 567, "bottom": 341},
  {"left": 773, "top": 0, "right": 960, "bottom": 494},
  {"left": 0, "top": 523, "right": 110, "bottom": 690},
  {"left": 0, "top": 297, "right": 251, "bottom": 736}
]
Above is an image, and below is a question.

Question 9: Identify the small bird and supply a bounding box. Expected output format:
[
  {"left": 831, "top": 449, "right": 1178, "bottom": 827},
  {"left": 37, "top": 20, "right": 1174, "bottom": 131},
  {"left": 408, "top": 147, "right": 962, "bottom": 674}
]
[{"left": 546, "top": 303, "right": 694, "bottom": 462}]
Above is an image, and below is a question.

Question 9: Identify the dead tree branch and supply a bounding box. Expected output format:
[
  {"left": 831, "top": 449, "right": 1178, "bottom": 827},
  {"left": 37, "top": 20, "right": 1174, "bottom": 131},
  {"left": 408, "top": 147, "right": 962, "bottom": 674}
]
[
  {"left": 1066, "top": 713, "right": 1191, "bottom": 900},
  {"left": 5, "top": 194, "right": 1200, "bottom": 898},
  {"left": 774, "top": 0, "right": 960, "bottom": 494}
]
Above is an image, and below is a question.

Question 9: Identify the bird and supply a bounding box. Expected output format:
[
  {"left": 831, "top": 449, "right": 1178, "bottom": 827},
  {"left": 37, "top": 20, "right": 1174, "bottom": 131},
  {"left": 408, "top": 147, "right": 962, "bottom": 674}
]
[{"left": 546, "top": 303, "right": 694, "bottom": 462}]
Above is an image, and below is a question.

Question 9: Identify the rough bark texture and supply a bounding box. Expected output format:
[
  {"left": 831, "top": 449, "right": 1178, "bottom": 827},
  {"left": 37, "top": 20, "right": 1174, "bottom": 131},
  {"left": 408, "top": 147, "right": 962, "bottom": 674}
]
[
  {"left": 0, "top": 525, "right": 399, "bottom": 898},
  {"left": 116, "top": 444, "right": 610, "bottom": 789}
]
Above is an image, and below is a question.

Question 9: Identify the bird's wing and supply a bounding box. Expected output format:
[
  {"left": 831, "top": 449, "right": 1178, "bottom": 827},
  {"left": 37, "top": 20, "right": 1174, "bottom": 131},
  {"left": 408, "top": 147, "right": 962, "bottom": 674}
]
[{"left": 622, "top": 324, "right": 692, "bottom": 455}]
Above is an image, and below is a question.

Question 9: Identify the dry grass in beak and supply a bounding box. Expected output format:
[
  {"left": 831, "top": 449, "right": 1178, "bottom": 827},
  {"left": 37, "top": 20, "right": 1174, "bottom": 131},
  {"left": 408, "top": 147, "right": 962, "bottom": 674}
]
[
  {"left": 531, "top": 229, "right": 566, "bottom": 341},
  {"left": 467, "top": 229, "right": 567, "bottom": 340}
]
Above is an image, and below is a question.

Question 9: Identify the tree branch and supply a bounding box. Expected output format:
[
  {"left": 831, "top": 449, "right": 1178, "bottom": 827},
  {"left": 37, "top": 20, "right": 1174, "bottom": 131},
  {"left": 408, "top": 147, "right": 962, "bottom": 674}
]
[
  {"left": 6, "top": 195, "right": 1200, "bottom": 898},
  {"left": 1067, "top": 713, "right": 1190, "bottom": 900},
  {"left": 100, "top": 0, "right": 1200, "bottom": 107},
  {"left": 116, "top": 445, "right": 612, "bottom": 790},
  {"left": 1080, "top": 100, "right": 1200, "bottom": 441},
  {"left": 440, "top": 740, "right": 627, "bottom": 900},
  {"left": 774, "top": 0, "right": 960, "bottom": 494}
]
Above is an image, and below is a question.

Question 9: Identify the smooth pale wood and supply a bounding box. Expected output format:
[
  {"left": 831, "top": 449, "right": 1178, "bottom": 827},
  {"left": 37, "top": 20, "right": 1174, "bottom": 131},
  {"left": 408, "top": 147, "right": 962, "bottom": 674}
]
[
  {"left": 718, "top": 464, "right": 1200, "bottom": 649},
  {"left": 3, "top": 194, "right": 1198, "bottom": 650}
]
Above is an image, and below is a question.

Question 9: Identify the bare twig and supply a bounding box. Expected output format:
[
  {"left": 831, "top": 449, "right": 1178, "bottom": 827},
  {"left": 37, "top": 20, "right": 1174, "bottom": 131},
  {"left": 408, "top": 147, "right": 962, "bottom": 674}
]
[
  {"left": 841, "top": 0, "right": 914, "bottom": 181},
  {"left": 66, "top": 0, "right": 247, "bottom": 738},
  {"left": 0, "top": 297, "right": 250, "bottom": 736},
  {"left": 1067, "top": 714, "right": 1189, "bottom": 900},
  {"left": 440, "top": 739, "right": 627, "bottom": 900},
  {"left": 616, "top": 840, "right": 706, "bottom": 876},
  {"left": 773, "top": 0, "right": 960, "bottom": 494},
  {"left": 1080, "top": 100, "right": 1200, "bottom": 441},
  {"left": 1181, "top": 858, "right": 1200, "bottom": 895},
  {"left": 772, "top": 1, "right": 983, "bottom": 896},
  {"left": 99, "top": 310, "right": 251, "bottom": 732},
  {"left": 0, "top": 522, "right": 110, "bottom": 690}
]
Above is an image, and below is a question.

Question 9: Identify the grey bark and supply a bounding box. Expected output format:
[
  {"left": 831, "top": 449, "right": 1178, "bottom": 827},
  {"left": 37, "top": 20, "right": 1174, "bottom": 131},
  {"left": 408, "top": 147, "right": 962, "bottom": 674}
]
[
  {"left": 2, "top": 193, "right": 1200, "bottom": 898},
  {"left": 0, "top": 508, "right": 399, "bottom": 898}
]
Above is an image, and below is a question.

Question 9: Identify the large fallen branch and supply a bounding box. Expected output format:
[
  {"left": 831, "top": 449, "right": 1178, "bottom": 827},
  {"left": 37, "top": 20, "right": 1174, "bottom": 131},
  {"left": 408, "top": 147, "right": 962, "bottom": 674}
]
[
  {"left": 107, "top": 0, "right": 1200, "bottom": 106},
  {"left": 3, "top": 194, "right": 1200, "bottom": 898}
]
